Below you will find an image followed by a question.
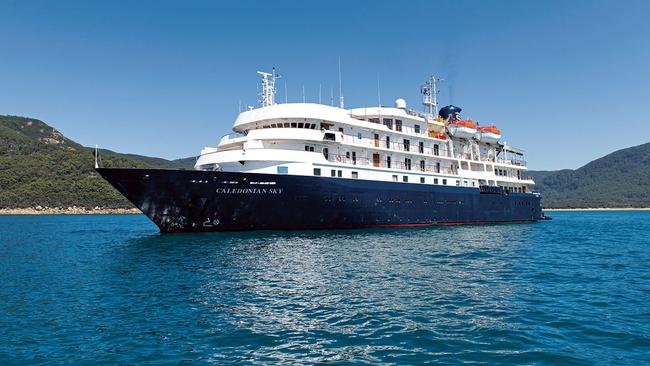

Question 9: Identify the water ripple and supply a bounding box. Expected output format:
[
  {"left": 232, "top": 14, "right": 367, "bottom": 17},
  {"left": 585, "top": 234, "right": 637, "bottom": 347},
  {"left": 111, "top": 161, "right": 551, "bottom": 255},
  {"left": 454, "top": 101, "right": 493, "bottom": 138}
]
[{"left": 0, "top": 212, "right": 649, "bottom": 364}]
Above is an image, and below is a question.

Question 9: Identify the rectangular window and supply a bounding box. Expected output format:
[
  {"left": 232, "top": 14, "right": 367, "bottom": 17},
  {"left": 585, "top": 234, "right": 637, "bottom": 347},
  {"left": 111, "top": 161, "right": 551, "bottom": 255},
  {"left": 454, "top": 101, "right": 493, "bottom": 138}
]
[
  {"left": 386, "top": 136, "right": 390, "bottom": 149},
  {"left": 420, "top": 160, "right": 425, "bottom": 171},
  {"left": 403, "top": 139, "right": 410, "bottom": 152},
  {"left": 418, "top": 141, "right": 424, "bottom": 153},
  {"left": 420, "top": 177, "right": 425, "bottom": 184},
  {"left": 383, "top": 118, "right": 393, "bottom": 129},
  {"left": 323, "top": 148, "right": 329, "bottom": 159},
  {"left": 395, "top": 119, "right": 402, "bottom": 132},
  {"left": 283, "top": 122, "right": 290, "bottom": 128},
  {"left": 403, "top": 176, "right": 408, "bottom": 182},
  {"left": 331, "top": 169, "right": 336, "bottom": 177},
  {"left": 352, "top": 152, "right": 357, "bottom": 164},
  {"left": 298, "top": 123, "right": 304, "bottom": 128},
  {"left": 434, "top": 178, "right": 439, "bottom": 184},
  {"left": 304, "top": 145, "right": 314, "bottom": 152},
  {"left": 414, "top": 124, "right": 420, "bottom": 134},
  {"left": 338, "top": 127, "right": 344, "bottom": 133},
  {"left": 456, "top": 180, "right": 461, "bottom": 186},
  {"left": 337, "top": 170, "right": 342, "bottom": 178},
  {"left": 436, "top": 162, "right": 441, "bottom": 173},
  {"left": 442, "top": 179, "right": 447, "bottom": 185},
  {"left": 392, "top": 175, "right": 398, "bottom": 182},
  {"left": 405, "top": 158, "right": 411, "bottom": 170},
  {"left": 313, "top": 168, "right": 321, "bottom": 176},
  {"left": 387, "top": 156, "right": 391, "bottom": 168},
  {"left": 357, "top": 132, "right": 362, "bottom": 140},
  {"left": 346, "top": 151, "right": 350, "bottom": 159},
  {"left": 277, "top": 166, "right": 288, "bottom": 174},
  {"left": 433, "top": 144, "right": 439, "bottom": 156},
  {"left": 291, "top": 122, "right": 297, "bottom": 128},
  {"left": 352, "top": 171, "right": 358, "bottom": 179},
  {"left": 369, "top": 118, "right": 379, "bottom": 123}
]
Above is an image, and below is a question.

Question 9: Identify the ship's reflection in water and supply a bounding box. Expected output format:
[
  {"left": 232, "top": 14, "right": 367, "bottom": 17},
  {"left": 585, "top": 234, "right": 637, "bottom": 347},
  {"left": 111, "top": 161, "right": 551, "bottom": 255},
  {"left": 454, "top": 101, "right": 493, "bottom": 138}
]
[{"left": 122, "top": 225, "right": 535, "bottom": 364}]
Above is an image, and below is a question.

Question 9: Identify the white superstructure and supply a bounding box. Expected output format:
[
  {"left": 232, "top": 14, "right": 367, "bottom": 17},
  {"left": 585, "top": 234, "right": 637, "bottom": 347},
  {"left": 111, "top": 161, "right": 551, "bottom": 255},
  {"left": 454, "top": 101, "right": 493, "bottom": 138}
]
[{"left": 195, "top": 71, "right": 534, "bottom": 194}]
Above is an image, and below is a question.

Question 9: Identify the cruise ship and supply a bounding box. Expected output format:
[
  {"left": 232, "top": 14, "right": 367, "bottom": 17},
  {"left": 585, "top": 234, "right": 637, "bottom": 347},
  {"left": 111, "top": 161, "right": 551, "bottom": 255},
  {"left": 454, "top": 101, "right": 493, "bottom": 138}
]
[{"left": 96, "top": 70, "right": 543, "bottom": 232}]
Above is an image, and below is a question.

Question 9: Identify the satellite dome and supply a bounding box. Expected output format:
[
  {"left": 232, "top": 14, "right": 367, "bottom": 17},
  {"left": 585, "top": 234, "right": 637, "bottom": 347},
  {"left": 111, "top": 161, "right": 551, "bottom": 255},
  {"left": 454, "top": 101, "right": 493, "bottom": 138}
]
[{"left": 395, "top": 98, "right": 406, "bottom": 109}]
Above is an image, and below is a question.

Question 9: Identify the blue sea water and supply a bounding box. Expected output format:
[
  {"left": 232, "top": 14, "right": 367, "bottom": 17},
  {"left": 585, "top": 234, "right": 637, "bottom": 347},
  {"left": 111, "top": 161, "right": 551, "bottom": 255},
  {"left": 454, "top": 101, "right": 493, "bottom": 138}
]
[{"left": 0, "top": 211, "right": 649, "bottom": 365}]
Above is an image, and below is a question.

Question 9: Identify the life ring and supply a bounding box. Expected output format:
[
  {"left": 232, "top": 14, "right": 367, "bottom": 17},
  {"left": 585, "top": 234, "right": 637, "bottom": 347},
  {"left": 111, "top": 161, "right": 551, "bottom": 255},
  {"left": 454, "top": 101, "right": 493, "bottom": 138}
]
[{"left": 336, "top": 155, "right": 342, "bottom": 162}]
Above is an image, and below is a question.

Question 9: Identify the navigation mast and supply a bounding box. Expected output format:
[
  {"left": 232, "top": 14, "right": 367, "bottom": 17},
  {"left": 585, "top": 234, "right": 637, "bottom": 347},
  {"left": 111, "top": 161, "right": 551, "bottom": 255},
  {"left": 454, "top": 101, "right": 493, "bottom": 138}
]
[
  {"left": 257, "top": 68, "right": 281, "bottom": 107},
  {"left": 421, "top": 75, "right": 442, "bottom": 116}
]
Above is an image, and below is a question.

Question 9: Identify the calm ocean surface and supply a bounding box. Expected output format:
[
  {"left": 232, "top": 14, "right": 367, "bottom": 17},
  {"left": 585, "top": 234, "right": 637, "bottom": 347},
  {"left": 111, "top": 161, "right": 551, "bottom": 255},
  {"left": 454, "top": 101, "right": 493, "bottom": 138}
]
[{"left": 1, "top": 211, "right": 649, "bottom": 365}]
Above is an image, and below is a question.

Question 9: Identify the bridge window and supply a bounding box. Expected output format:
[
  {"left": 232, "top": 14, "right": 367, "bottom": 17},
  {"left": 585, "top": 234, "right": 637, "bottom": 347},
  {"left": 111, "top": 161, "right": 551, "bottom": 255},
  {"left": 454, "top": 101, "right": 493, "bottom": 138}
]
[
  {"left": 298, "top": 123, "right": 304, "bottom": 128},
  {"left": 291, "top": 122, "right": 297, "bottom": 128},
  {"left": 383, "top": 118, "right": 393, "bottom": 129},
  {"left": 395, "top": 119, "right": 402, "bottom": 132}
]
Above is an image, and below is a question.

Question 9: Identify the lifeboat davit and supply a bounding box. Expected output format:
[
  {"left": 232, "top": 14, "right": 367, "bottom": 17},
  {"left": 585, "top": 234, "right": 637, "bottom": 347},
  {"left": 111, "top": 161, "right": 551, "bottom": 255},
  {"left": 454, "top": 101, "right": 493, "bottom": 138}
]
[
  {"left": 447, "top": 119, "right": 477, "bottom": 139},
  {"left": 476, "top": 125, "right": 501, "bottom": 144}
]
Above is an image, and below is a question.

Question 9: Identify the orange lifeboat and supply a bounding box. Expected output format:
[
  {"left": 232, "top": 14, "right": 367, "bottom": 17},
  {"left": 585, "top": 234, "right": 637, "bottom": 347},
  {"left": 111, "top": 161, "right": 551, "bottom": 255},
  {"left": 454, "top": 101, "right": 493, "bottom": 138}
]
[
  {"left": 447, "top": 119, "right": 477, "bottom": 139},
  {"left": 476, "top": 125, "right": 501, "bottom": 143}
]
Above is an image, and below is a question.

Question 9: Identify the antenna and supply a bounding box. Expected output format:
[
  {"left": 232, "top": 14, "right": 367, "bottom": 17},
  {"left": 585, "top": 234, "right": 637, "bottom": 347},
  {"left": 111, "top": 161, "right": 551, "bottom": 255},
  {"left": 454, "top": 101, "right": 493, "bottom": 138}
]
[
  {"left": 338, "top": 57, "right": 344, "bottom": 108},
  {"left": 319, "top": 84, "right": 322, "bottom": 104},
  {"left": 377, "top": 72, "right": 381, "bottom": 107},
  {"left": 302, "top": 85, "right": 305, "bottom": 103},
  {"left": 257, "top": 67, "right": 281, "bottom": 107},
  {"left": 421, "top": 75, "right": 443, "bottom": 115},
  {"left": 94, "top": 145, "right": 99, "bottom": 169},
  {"left": 330, "top": 87, "right": 334, "bottom": 106},
  {"left": 238, "top": 100, "right": 242, "bottom": 112},
  {"left": 284, "top": 81, "right": 288, "bottom": 103}
]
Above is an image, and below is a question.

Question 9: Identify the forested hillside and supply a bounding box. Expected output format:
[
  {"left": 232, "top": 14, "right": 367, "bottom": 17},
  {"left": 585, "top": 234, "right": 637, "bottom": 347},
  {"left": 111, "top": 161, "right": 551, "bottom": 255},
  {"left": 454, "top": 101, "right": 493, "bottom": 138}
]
[
  {"left": 0, "top": 115, "right": 194, "bottom": 209},
  {"left": 529, "top": 142, "right": 650, "bottom": 208}
]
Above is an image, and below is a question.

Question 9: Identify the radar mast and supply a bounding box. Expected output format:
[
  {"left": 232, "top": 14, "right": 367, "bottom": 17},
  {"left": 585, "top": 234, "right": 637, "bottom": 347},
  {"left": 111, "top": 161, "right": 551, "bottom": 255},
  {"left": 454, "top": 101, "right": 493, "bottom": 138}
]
[
  {"left": 421, "top": 75, "right": 442, "bottom": 116},
  {"left": 257, "top": 68, "right": 281, "bottom": 107}
]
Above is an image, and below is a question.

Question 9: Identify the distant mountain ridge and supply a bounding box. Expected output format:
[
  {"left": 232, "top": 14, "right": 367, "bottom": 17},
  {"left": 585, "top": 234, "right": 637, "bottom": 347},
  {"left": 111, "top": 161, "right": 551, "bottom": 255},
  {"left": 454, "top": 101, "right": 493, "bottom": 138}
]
[
  {"left": 1, "top": 115, "right": 648, "bottom": 209},
  {"left": 529, "top": 142, "right": 650, "bottom": 208},
  {"left": 0, "top": 115, "right": 194, "bottom": 209}
]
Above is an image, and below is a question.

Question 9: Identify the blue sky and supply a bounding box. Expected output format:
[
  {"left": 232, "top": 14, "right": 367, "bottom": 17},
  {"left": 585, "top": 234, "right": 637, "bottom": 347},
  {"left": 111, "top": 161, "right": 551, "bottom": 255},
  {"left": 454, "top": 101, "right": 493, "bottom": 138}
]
[{"left": 1, "top": 0, "right": 649, "bottom": 170}]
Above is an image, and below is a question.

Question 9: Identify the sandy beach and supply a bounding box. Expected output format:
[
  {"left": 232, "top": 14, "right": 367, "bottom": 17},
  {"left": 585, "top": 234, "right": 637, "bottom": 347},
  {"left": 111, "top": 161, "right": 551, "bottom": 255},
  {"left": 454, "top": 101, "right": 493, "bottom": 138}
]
[{"left": 0, "top": 207, "right": 141, "bottom": 215}]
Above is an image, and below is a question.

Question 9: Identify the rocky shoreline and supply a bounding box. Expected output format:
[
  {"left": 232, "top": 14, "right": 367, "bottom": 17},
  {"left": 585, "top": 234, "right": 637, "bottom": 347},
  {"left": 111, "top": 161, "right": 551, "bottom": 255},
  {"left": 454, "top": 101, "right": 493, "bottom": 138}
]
[{"left": 0, "top": 207, "right": 141, "bottom": 215}]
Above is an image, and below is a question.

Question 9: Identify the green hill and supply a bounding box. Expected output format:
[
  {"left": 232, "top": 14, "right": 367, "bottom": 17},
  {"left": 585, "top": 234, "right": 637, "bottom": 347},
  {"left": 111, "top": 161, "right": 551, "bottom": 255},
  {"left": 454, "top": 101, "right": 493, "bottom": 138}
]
[
  {"left": 2, "top": 115, "right": 648, "bottom": 210},
  {"left": 529, "top": 142, "right": 650, "bottom": 208},
  {"left": 0, "top": 115, "right": 194, "bottom": 209}
]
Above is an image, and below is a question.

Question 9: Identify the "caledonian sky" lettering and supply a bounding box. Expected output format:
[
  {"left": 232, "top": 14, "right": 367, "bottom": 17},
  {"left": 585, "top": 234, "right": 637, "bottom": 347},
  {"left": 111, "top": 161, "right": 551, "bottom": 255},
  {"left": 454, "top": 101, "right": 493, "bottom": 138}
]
[{"left": 216, "top": 187, "right": 283, "bottom": 194}]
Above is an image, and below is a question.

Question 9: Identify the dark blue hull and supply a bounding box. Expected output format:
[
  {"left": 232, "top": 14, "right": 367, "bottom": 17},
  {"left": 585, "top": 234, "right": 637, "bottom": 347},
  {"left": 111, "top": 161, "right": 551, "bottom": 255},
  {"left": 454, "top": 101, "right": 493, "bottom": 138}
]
[{"left": 97, "top": 168, "right": 543, "bottom": 232}]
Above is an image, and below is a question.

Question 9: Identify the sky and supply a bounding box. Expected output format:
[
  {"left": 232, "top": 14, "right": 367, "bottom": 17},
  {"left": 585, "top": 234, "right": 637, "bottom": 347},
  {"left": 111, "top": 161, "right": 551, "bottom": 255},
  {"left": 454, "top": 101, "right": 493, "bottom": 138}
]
[{"left": 1, "top": 0, "right": 649, "bottom": 170}]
